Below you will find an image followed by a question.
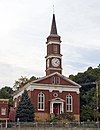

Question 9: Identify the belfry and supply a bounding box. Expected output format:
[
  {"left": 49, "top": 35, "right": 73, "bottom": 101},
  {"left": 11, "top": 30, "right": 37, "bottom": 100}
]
[{"left": 45, "top": 13, "right": 62, "bottom": 75}]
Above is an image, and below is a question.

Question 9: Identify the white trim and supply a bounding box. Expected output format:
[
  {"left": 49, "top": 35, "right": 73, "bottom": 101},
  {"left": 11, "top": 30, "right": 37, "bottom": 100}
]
[
  {"left": 38, "top": 92, "right": 45, "bottom": 111},
  {"left": 50, "top": 98, "right": 64, "bottom": 114},
  {"left": 49, "top": 89, "right": 53, "bottom": 92},
  {"left": 13, "top": 72, "right": 81, "bottom": 100},
  {"left": 32, "top": 72, "right": 81, "bottom": 87},
  {"left": 47, "top": 41, "right": 60, "bottom": 45},
  {"left": 13, "top": 84, "right": 80, "bottom": 100},
  {"left": 50, "top": 97, "right": 65, "bottom": 102},
  {"left": 66, "top": 95, "right": 73, "bottom": 112},
  {"left": 1, "top": 108, "right": 6, "bottom": 115},
  {"left": 0, "top": 99, "right": 9, "bottom": 101},
  {"left": 13, "top": 90, "right": 24, "bottom": 100},
  {"left": 12, "top": 82, "right": 31, "bottom": 96},
  {"left": 45, "top": 55, "right": 62, "bottom": 60},
  {"left": 46, "top": 67, "right": 62, "bottom": 71}
]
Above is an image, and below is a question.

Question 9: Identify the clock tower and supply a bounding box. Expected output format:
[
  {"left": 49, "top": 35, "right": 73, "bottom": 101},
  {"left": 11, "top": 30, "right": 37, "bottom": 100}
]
[{"left": 45, "top": 13, "right": 62, "bottom": 75}]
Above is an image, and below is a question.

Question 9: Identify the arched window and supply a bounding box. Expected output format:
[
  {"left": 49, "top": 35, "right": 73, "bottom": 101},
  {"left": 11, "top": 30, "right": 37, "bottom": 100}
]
[
  {"left": 66, "top": 95, "right": 73, "bottom": 112},
  {"left": 38, "top": 92, "right": 45, "bottom": 110},
  {"left": 56, "top": 77, "right": 60, "bottom": 84},
  {"left": 51, "top": 76, "right": 55, "bottom": 84}
]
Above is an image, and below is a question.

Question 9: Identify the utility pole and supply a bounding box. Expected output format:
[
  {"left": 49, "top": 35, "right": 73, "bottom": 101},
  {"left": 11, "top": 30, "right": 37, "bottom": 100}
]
[{"left": 96, "top": 81, "right": 99, "bottom": 123}]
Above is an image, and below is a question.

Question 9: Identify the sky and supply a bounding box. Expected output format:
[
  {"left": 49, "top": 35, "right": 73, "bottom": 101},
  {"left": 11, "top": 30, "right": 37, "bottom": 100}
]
[{"left": 0, "top": 0, "right": 100, "bottom": 89}]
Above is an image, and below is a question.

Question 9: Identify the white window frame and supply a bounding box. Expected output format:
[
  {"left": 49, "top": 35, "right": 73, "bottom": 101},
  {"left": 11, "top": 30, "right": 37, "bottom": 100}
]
[
  {"left": 1, "top": 108, "right": 6, "bottom": 115},
  {"left": 66, "top": 95, "right": 73, "bottom": 112},
  {"left": 38, "top": 92, "right": 45, "bottom": 111}
]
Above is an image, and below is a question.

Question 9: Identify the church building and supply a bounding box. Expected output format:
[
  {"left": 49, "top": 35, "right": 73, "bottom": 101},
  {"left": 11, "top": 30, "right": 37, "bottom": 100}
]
[{"left": 13, "top": 13, "right": 81, "bottom": 122}]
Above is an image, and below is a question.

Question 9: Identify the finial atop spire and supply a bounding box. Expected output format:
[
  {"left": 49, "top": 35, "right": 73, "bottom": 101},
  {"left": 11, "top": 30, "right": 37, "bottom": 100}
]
[{"left": 53, "top": 5, "right": 55, "bottom": 14}]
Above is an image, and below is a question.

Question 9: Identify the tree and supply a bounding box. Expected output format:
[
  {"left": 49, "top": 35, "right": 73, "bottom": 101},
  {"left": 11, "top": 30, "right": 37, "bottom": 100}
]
[
  {"left": 13, "top": 76, "right": 38, "bottom": 90},
  {"left": 0, "top": 86, "right": 14, "bottom": 111},
  {"left": 0, "top": 86, "right": 13, "bottom": 99},
  {"left": 13, "top": 76, "right": 29, "bottom": 90},
  {"left": 29, "top": 76, "right": 37, "bottom": 82},
  {"left": 80, "top": 105, "right": 94, "bottom": 121},
  {"left": 69, "top": 66, "right": 100, "bottom": 121},
  {"left": 15, "top": 90, "right": 35, "bottom": 122}
]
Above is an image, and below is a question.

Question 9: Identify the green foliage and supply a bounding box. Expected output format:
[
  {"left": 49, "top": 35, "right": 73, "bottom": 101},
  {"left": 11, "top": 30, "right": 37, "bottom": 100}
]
[
  {"left": 48, "top": 116, "right": 61, "bottom": 122},
  {"left": 48, "top": 113, "right": 75, "bottom": 123},
  {"left": 0, "top": 86, "right": 13, "bottom": 98},
  {"left": 0, "top": 86, "right": 14, "bottom": 111},
  {"left": 59, "top": 112, "right": 75, "bottom": 122},
  {"left": 29, "top": 76, "right": 38, "bottom": 82},
  {"left": 69, "top": 66, "right": 100, "bottom": 121},
  {"left": 80, "top": 105, "right": 94, "bottom": 121},
  {"left": 13, "top": 76, "right": 29, "bottom": 90},
  {"left": 13, "top": 76, "right": 38, "bottom": 90},
  {"left": 15, "top": 90, "right": 35, "bottom": 122}
]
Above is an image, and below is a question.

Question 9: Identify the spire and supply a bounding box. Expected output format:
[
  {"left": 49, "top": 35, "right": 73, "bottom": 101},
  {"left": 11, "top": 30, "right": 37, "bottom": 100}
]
[{"left": 50, "top": 13, "right": 58, "bottom": 35}]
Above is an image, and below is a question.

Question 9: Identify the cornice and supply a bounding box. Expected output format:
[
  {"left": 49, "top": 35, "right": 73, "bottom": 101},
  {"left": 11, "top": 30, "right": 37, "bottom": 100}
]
[
  {"left": 45, "top": 54, "right": 62, "bottom": 59},
  {"left": 45, "top": 67, "right": 62, "bottom": 71},
  {"left": 46, "top": 41, "right": 60, "bottom": 45},
  {"left": 13, "top": 82, "right": 80, "bottom": 100}
]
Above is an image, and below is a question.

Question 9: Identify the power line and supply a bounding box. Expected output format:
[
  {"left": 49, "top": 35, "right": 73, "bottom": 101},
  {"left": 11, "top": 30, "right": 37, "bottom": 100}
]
[{"left": 80, "top": 82, "right": 96, "bottom": 86}]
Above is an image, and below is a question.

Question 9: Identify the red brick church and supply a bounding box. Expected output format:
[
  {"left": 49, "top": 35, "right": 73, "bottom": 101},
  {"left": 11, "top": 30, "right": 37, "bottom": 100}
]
[{"left": 13, "top": 13, "right": 81, "bottom": 122}]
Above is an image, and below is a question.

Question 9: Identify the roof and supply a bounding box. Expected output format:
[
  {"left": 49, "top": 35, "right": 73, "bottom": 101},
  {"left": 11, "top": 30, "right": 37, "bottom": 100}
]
[
  {"left": 32, "top": 72, "right": 81, "bottom": 87},
  {"left": 50, "top": 14, "right": 58, "bottom": 35},
  {"left": 13, "top": 72, "right": 81, "bottom": 98}
]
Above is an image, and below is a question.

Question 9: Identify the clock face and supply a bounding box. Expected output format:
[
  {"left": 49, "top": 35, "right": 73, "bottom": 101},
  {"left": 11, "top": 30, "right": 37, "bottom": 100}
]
[
  {"left": 47, "top": 59, "right": 49, "bottom": 68},
  {"left": 52, "top": 58, "right": 60, "bottom": 67}
]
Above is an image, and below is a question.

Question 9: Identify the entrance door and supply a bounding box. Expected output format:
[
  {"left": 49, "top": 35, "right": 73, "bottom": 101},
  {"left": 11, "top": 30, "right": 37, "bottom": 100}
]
[{"left": 53, "top": 103, "right": 60, "bottom": 115}]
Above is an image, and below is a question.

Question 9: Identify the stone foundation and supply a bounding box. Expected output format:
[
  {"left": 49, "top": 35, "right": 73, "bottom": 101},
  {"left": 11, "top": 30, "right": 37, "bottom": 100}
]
[
  {"left": 35, "top": 113, "right": 80, "bottom": 122},
  {"left": 35, "top": 112, "right": 50, "bottom": 121},
  {"left": 74, "top": 114, "right": 80, "bottom": 122}
]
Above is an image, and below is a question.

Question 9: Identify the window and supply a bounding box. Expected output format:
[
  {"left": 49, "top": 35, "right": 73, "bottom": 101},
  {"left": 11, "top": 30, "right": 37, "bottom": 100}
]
[
  {"left": 48, "top": 45, "right": 52, "bottom": 54},
  {"left": 38, "top": 92, "right": 45, "bottom": 110},
  {"left": 1, "top": 108, "right": 6, "bottom": 115},
  {"left": 51, "top": 76, "right": 55, "bottom": 84},
  {"left": 53, "top": 93, "right": 58, "bottom": 97},
  {"left": 66, "top": 95, "right": 73, "bottom": 112},
  {"left": 56, "top": 77, "right": 60, "bottom": 84},
  {"left": 53, "top": 45, "right": 58, "bottom": 53},
  {"left": 51, "top": 77, "right": 60, "bottom": 84}
]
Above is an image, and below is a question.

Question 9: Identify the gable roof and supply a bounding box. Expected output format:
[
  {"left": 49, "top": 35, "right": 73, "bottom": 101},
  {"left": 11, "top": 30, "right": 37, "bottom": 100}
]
[
  {"left": 13, "top": 72, "right": 81, "bottom": 98},
  {"left": 32, "top": 72, "right": 81, "bottom": 87},
  {"left": 49, "top": 97, "right": 65, "bottom": 102}
]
